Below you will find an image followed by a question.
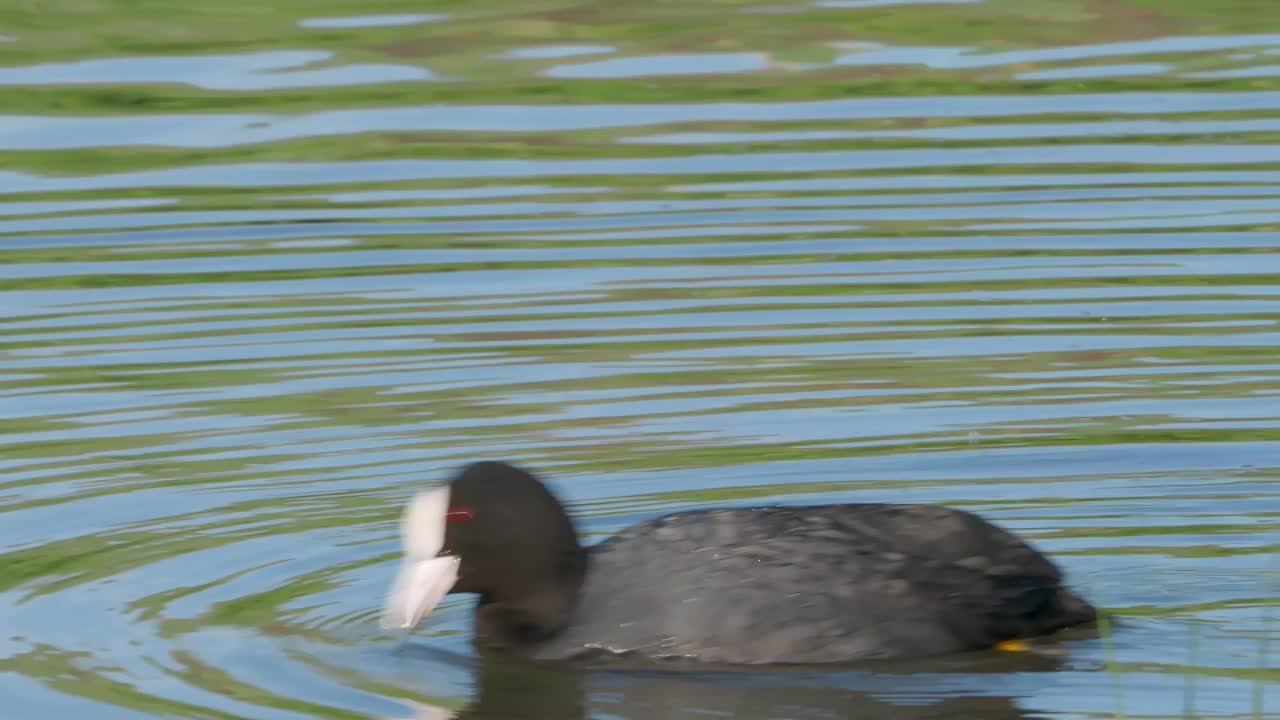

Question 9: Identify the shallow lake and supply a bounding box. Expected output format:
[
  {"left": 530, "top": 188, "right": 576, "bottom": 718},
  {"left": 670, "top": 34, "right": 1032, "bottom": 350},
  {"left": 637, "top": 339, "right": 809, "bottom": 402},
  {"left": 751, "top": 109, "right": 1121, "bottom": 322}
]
[{"left": 1, "top": 1, "right": 1278, "bottom": 718}]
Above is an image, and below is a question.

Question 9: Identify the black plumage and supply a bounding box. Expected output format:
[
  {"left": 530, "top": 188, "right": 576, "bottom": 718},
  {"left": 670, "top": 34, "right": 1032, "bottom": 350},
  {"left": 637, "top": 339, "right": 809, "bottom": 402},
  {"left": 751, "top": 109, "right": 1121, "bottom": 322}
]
[{"left": 422, "top": 461, "right": 1095, "bottom": 664}]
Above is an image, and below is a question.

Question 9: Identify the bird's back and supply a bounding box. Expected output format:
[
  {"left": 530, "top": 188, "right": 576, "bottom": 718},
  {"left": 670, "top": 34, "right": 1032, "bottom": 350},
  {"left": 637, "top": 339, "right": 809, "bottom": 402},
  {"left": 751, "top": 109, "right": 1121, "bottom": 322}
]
[{"left": 532, "top": 503, "right": 1094, "bottom": 663}]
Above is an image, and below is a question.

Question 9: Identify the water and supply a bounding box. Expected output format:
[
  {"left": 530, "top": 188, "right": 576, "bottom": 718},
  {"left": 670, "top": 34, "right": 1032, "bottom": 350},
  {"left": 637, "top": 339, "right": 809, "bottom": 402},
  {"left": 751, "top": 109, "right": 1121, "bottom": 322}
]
[{"left": 1, "top": 1, "right": 1278, "bottom": 718}]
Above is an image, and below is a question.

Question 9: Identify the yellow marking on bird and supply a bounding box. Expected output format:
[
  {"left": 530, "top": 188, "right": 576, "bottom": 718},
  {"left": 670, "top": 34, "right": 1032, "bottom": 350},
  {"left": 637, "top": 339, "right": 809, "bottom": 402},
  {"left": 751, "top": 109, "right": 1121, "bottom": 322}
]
[{"left": 995, "top": 639, "right": 1031, "bottom": 652}]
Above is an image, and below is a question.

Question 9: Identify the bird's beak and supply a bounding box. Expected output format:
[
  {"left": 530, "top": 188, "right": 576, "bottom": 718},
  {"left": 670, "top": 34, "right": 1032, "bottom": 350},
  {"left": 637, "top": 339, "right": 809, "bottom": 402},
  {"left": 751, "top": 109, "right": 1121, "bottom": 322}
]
[
  {"left": 382, "top": 488, "right": 461, "bottom": 630},
  {"left": 383, "top": 554, "right": 460, "bottom": 630}
]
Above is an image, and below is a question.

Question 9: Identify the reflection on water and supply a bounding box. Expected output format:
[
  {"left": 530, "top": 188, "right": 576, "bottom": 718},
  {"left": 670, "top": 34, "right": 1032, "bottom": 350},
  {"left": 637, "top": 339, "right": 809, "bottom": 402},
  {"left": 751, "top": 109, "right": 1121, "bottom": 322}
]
[
  {"left": 1, "top": 0, "right": 1278, "bottom": 718},
  {"left": 385, "top": 650, "right": 1088, "bottom": 720}
]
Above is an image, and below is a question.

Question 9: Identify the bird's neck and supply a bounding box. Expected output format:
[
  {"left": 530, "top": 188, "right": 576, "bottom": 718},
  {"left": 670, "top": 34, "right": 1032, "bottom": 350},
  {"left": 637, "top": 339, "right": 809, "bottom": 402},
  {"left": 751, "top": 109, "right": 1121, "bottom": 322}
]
[{"left": 474, "top": 547, "right": 588, "bottom": 649}]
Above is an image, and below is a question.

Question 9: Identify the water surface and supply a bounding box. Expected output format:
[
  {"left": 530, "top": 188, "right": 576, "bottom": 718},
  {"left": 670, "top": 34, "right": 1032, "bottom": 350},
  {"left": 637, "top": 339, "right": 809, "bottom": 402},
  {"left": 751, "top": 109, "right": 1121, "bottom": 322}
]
[{"left": 1, "top": 1, "right": 1278, "bottom": 718}]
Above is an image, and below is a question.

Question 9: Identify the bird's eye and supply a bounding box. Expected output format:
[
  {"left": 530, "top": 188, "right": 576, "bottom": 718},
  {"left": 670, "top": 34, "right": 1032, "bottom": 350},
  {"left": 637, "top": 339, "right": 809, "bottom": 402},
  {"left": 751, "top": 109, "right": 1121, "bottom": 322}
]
[{"left": 445, "top": 507, "right": 474, "bottom": 523}]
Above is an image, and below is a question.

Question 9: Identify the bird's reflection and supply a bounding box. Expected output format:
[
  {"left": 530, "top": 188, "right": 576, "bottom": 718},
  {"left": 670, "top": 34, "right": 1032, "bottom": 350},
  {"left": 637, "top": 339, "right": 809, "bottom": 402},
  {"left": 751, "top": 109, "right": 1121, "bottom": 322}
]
[{"left": 388, "top": 643, "right": 1077, "bottom": 720}]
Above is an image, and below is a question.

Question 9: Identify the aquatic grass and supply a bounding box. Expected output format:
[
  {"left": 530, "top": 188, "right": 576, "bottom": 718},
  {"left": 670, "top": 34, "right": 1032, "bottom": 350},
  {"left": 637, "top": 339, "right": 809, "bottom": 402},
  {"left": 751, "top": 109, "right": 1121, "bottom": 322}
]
[
  {"left": 1185, "top": 620, "right": 1200, "bottom": 720},
  {"left": 1095, "top": 598, "right": 1127, "bottom": 720},
  {"left": 1256, "top": 557, "right": 1278, "bottom": 719},
  {"left": 1092, "top": 612, "right": 1275, "bottom": 720}
]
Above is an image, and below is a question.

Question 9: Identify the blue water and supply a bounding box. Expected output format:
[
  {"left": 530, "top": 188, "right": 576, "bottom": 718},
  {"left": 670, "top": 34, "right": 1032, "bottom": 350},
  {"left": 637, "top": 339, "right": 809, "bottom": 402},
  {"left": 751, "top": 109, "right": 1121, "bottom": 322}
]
[{"left": 1, "top": 2, "right": 1278, "bottom": 718}]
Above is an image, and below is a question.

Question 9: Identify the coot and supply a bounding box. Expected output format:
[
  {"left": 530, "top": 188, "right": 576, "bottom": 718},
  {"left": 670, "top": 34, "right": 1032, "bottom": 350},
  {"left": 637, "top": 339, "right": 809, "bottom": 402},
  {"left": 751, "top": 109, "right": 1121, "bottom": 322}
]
[{"left": 383, "top": 461, "right": 1095, "bottom": 664}]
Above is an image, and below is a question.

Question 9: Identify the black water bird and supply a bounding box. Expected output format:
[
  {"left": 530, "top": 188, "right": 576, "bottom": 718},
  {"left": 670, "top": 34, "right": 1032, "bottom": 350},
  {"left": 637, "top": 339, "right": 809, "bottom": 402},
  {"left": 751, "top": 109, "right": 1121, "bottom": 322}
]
[{"left": 383, "top": 461, "right": 1095, "bottom": 664}]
